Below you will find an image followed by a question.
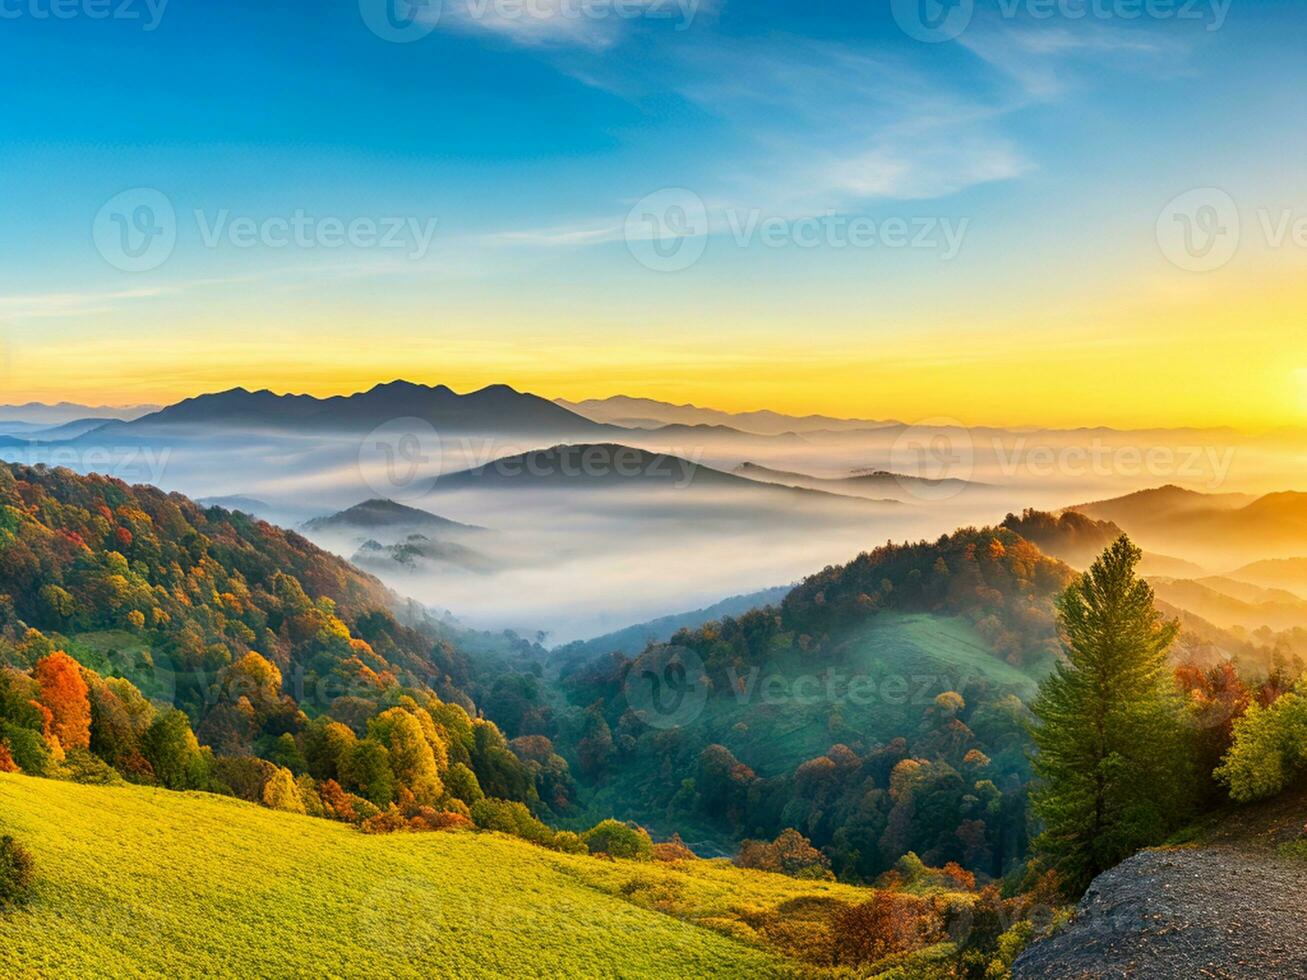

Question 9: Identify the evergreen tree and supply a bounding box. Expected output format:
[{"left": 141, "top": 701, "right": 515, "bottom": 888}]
[{"left": 1029, "top": 535, "right": 1191, "bottom": 894}]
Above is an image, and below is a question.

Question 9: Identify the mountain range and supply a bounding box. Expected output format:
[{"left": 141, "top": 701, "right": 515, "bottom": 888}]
[
  {"left": 1067, "top": 485, "right": 1307, "bottom": 565},
  {"left": 84, "top": 382, "right": 616, "bottom": 439},
  {"left": 0, "top": 401, "right": 158, "bottom": 426},
  {"left": 555, "top": 395, "right": 897, "bottom": 434},
  {"left": 733, "top": 460, "right": 972, "bottom": 501}
]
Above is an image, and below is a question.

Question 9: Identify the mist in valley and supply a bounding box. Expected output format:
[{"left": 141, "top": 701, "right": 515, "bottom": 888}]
[{"left": 5, "top": 407, "right": 1306, "bottom": 644}]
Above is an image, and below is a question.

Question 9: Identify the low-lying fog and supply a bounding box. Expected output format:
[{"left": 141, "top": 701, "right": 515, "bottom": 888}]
[{"left": 7, "top": 421, "right": 1305, "bottom": 645}]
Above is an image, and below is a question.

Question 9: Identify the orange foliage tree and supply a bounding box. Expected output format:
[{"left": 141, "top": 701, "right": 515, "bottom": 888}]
[{"left": 34, "top": 652, "right": 91, "bottom": 751}]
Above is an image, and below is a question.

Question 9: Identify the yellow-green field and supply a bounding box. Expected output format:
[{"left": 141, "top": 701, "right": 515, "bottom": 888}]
[{"left": 0, "top": 774, "right": 874, "bottom": 978}]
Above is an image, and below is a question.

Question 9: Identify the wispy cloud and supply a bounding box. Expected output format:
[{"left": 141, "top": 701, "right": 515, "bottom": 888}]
[
  {"left": 430, "top": 0, "right": 709, "bottom": 51},
  {"left": 0, "top": 286, "right": 175, "bottom": 322},
  {"left": 485, "top": 220, "right": 625, "bottom": 247},
  {"left": 958, "top": 15, "right": 1197, "bottom": 101}
]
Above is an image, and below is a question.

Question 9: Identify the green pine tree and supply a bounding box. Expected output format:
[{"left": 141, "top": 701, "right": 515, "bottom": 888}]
[{"left": 1029, "top": 535, "right": 1192, "bottom": 894}]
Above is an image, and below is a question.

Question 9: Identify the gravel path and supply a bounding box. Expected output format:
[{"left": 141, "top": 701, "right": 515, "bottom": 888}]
[{"left": 1013, "top": 846, "right": 1307, "bottom": 979}]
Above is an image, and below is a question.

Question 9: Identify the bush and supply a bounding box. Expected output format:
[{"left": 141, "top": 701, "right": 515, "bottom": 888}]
[
  {"left": 830, "top": 891, "right": 945, "bottom": 966},
  {"left": 1216, "top": 681, "right": 1307, "bottom": 801},
  {"left": 0, "top": 723, "right": 53, "bottom": 777},
  {"left": 0, "top": 836, "right": 35, "bottom": 908},
  {"left": 652, "top": 833, "right": 696, "bottom": 862},
  {"left": 735, "top": 829, "right": 831, "bottom": 880},
  {"left": 262, "top": 767, "right": 307, "bottom": 814},
  {"left": 444, "top": 762, "right": 485, "bottom": 804},
  {"left": 470, "top": 798, "right": 554, "bottom": 847},
  {"left": 58, "top": 747, "right": 124, "bottom": 786},
  {"left": 360, "top": 805, "right": 410, "bottom": 835},
  {"left": 582, "top": 819, "right": 654, "bottom": 861},
  {"left": 409, "top": 808, "right": 474, "bottom": 833},
  {"left": 552, "top": 830, "right": 588, "bottom": 855}
]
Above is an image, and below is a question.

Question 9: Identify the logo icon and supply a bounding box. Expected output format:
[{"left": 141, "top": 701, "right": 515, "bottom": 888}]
[
  {"left": 888, "top": 418, "right": 974, "bottom": 501},
  {"left": 891, "top": 0, "right": 974, "bottom": 43},
  {"left": 357, "top": 417, "right": 442, "bottom": 502},
  {"left": 624, "top": 188, "right": 710, "bottom": 273},
  {"left": 93, "top": 188, "right": 177, "bottom": 273},
  {"left": 1156, "top": 188, "right": 1240, "bottom": 272},
  {"left": 359, "top": 0, "right": 441, "bottom": 43},
  {"left": 624, "top": 645, "right": 708, "bottom": 730}
]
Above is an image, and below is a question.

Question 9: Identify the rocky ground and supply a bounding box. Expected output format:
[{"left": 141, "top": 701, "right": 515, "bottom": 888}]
[{"left": 1015, "top": 784, "right": 1307, "bottom": 978}]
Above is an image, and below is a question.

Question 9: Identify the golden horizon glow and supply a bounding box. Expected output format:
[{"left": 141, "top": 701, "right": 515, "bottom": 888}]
[{"left": 5, "top": 265, "right": 1305, "bottom": 432}]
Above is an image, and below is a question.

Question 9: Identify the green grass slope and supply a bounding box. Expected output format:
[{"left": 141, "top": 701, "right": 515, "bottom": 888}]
[{"left": 0, "top": 774, "right": 856, "bottom": 978}]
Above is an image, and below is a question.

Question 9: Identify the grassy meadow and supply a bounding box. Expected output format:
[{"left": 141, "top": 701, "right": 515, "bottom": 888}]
[{"left": 0, "top": 773, "right": 878, "bottom": 978}]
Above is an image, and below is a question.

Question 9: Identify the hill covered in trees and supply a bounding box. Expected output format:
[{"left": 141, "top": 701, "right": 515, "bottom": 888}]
[
  {"left": 502, "top": 526, "right": 1082, "bottom": 882},
  {"left": 0, "top": 462, "right": 562, "bottom": 830}
]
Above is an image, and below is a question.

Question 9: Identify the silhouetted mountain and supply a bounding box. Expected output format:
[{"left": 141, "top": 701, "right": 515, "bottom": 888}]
[
  {"left": 1068, "top": 485, "right": 1258, "bottom": 526},
  {"left": 113, "top": 381, "right": 615, "bottom": 437},
  {"left": 432, "top": 444, "right": 897, "bottom": 505},
  {"left": 1071, "top": 487, "right": 1307, "bottom": 563},
  {"left": 304, "top": 498, "right": 485, "bottom": 537}
]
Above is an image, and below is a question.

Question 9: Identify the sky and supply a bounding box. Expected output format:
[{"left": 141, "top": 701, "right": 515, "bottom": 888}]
[{"left": 1, "top": 0, "right": 1305, "bottom": 429}]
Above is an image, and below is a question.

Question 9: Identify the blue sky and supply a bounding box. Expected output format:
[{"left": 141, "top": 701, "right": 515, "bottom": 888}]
[{"left": 0, "top": 0, "right": 1304, "bottom": 425}]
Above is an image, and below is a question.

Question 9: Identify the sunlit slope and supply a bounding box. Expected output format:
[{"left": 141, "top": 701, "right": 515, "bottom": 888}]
[
  {"left": 706, "top": 612, "right": 1041, "bottom": 775},
  {"left": 0, "top": 774, "right": 823, "bottom": 978}
]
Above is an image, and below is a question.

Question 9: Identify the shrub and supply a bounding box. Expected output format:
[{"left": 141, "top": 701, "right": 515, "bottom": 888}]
[
  {"left": 262, "top": 767, "right": 307, "bottom": 814},
  {"left": 1216, "top": 681, "right": 1307, "bottom": 801},
  {"left": 0, "top": 723, "right": 53, "bottom": 777},
  {"left": 296, "top": 775, "right": 325, "bottom": 817},
  {"left": 58, "top": 747, "right": 124, "bottom": 786},
  {"left": 735, "top": 829, "right": 831, "bottom": 880},
  {"left": 583, "top": 819, "right": 654, "bottom": 861},
  {"left": 0, "top": 836, "right": 35, "bottom": 908},
  {"left": 470, "top": 798, "right": 554, "bottom": 847},
  {"left": 830, "top": 891, "right": 946, "bottom": 965},
  {"left": 360, "top": 805, "right": 410, "bottom": 835},
  {"left": 0, "top": 740, "right": 18, "bottom": 773},
  {"left": 212, "top": 756, "right": 279, "bottom": 803},
  {"left": 444, "top": 762, "right": 485, "bottom": 804},
  {"left": 409, "top": 808, "right": 474, "bottom": 833},
  {"left": 318, "top": 778, "right": 378, "bottom": 824},
  {"left": 552, "top": 830, "right": 588, "bottom": 854},
  {"left": 652, "top": 833, "right": 696, "bottom": 862}
]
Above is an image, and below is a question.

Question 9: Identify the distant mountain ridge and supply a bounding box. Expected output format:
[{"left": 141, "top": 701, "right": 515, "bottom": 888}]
[
  {"left": 734, "top": 461, "right": 970, "bottom": 500},
  {"left": 0, "top": 401, "right": 158, "bottom": 425},
  {"left": 1066, "top": 485, "right": 1307, "bottom": 564},
  {"left": 556, "top": 395, "right": 898, "bottom": 435}
]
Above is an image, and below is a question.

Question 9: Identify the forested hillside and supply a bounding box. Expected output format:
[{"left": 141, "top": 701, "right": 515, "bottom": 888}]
[{"left": 0, "top": 462, "right": 560, "bottom": 832}]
